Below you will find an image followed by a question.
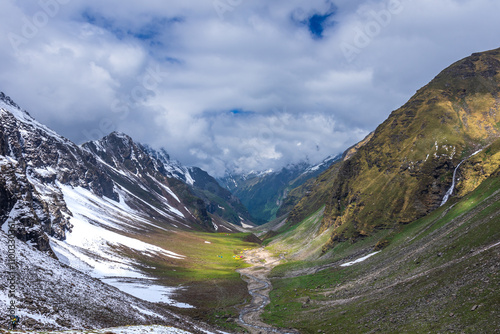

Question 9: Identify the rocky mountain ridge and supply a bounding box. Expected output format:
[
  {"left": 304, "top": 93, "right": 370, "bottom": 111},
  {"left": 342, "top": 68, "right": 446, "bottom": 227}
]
[
  {"left": 1, "top": 92, "right": 254, "bottom": 253},
  {"left": 0, "top": 93, "right": 114, "bottom": 252}
]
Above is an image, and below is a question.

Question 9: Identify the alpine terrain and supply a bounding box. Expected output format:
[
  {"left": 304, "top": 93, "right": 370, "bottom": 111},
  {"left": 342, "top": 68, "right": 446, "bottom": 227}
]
[
  {"left": 256, "top": 47, "right": 500, "bottom": 333},
  {"left": 0, "top": 92, "right": 258, "bottom": 333},
  {"left": 1, "top": 47, "right": 500, "bottom": 334}
]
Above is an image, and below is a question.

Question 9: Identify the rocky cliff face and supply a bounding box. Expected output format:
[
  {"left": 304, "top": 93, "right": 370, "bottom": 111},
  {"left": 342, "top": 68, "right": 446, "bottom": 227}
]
[{"left": 0, "top": 93, "right": 116, "bottom": 251}]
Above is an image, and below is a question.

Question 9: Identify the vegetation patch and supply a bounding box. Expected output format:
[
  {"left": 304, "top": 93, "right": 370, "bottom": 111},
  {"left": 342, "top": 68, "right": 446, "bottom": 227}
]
[
  {"left": 121, "top": 231, "right": 261, "bottom": 331},
  {"left": 262, "top": 171, "right": 500, "bottom": 333}
]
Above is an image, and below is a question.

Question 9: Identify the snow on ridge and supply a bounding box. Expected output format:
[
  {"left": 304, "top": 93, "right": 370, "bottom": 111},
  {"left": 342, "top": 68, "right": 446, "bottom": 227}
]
[
  {"left": 142, "top": 144, "right": 194, "bottom": 185},
  {"left": 302, "top": 154, "right": 340, "bottom": 175},
  {"left": 31, "top": 166, "right": 58, "bottom": 178},
  {"left": 0, "top": 155, "right": 18, "bottom": 166},
  {"left": 240, "top": 222, "right": 253, "bottom": 229},
  {"left": 57, "top": 183, "right": 185, "bottom": 266},
  {"left": 0, "top": 102, "right": 68, "bottom": 145},
  {"left": 117, "top": 183, "right": 181, "bottom": 221},
  {"left": 147, "top": 173, "right": 182, "bottom": 204},
  {"left": 183, "top": 168, "right": 195, "bottom": 185},
  {"left": 0, "top": 99, "right": 29, "bottom": 121}
]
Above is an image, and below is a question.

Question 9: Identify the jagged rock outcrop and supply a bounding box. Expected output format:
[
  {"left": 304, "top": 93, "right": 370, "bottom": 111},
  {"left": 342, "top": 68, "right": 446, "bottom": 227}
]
[{"left": 0, "top": 94, "right": 115, "bottom": 250}]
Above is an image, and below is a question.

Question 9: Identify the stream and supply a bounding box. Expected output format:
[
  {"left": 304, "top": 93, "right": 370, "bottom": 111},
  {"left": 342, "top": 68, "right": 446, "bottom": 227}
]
[{"left": 237, "top": 248, "right": 299, "bottom": 334}]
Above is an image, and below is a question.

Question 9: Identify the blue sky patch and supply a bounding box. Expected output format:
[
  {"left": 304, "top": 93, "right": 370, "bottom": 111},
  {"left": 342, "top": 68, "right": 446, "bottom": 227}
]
[
  {"left": 292, "top": 4, "right": 337, "bottom": 40},
  {"left": 307, "top": 12, "right": 335, "bottom": 39},
  {"left": 230, "top": 109, "right": 254, "bottom": 115},
  {"left": 82, "top": 10, "right": 183, "bottom": 42}
]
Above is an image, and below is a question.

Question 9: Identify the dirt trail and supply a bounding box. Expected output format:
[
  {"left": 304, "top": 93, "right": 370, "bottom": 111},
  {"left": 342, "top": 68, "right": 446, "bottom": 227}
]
[{"left": 237, "top": 248, "right": 299, "bottom": 334}]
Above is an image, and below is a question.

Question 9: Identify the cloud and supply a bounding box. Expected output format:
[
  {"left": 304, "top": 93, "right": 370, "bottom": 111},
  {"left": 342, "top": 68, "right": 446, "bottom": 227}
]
[{"left": 1, "top": 0, "right": 499, "bottom": 176}]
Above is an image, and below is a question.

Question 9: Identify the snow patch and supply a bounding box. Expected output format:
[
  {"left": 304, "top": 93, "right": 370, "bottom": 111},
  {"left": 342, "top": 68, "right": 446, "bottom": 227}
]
[
  {"left": 49, "top": 183, "right": 190, "bottom": 308},
  {"left": 341, "top": 252, "right": 380, "bottom": 267},
  {"left": 102, "top": 278, "right": 194, "bottom": 308},
  {"left": 240, "top": 222, "right": 253, "bottom": 229}
]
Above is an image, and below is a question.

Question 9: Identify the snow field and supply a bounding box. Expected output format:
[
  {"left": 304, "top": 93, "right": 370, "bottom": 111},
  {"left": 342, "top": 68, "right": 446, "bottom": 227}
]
[{"left": 48, "top": 183, "right": 193, "bottom": 307}]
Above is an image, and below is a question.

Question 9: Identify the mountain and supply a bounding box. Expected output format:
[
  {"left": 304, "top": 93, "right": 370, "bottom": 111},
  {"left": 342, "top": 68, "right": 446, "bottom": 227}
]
[
  {"left": 258, "top": 48, "right": 500, "bottom": 333},
  {"left": 185, "top": 166, "right": 255, "bottom": 228},
  {"left": 82, "top": 132, "right": 254, "bottom": 230},
  {"left": 0, "top": 230, "right": 216, "bottom": 333},
  {"left": 0, "top": 91, "right": 252, "bottom": 248},
  {"left": 218, "top": 155, "right": 341, "bottom": 224},
  {"left": 0, "top": 92, "right": 256, "bottom": 330},
  {"left": 277, "top": 48, "right": 500, "bottom": 250},
  {"left": 0, "top": 92, "right": 114, "bottom": 253}
]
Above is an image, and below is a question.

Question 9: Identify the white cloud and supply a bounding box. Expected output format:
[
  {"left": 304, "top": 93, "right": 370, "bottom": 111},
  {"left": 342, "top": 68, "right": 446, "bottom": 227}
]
[{"left": 0, "top": 0, "right": 499, "bottom": 176}]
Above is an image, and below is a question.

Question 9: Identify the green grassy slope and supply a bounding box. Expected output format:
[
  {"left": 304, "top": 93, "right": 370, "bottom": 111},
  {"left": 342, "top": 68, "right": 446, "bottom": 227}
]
[
  {"left": 322, "top": 48, "right": 500, "bottom": 243},
  {"left": 277, "top": 48, "right": 500, "bottom": 253},
  {"left": 263, "top": 167, "right": 500, "bottom": 333}
]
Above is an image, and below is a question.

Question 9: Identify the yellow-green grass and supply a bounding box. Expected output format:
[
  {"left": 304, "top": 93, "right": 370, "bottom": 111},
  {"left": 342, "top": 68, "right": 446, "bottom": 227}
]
[
  {"left": 117, "top": 231, "right": 260, "bottom": 331},
  {"left": 263, "top": 204, "right": 397, "bottom": 278},
  {"left": 265, "top": 207, "right": 328, "bottom": 258}
]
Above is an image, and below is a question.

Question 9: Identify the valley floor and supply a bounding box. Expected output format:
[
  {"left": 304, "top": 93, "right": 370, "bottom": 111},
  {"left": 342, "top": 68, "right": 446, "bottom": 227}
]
[{"left": 237, "top": 248, "right": 298, "bottom": 334}]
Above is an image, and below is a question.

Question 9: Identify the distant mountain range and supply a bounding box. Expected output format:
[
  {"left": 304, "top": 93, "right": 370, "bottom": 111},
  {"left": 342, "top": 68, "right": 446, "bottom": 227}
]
[{"left": 217, "top": 155, "right": 341, "bottom": 224}]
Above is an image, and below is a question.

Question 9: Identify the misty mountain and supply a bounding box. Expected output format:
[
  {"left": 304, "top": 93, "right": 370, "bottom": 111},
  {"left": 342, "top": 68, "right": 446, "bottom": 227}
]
[{"left": 218, "top": 155, "right": 340, "bottom": 224}]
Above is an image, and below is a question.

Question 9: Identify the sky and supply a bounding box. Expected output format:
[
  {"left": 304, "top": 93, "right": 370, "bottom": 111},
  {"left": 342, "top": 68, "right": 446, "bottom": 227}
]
[{"left": 1, "top": 0, "right": 499, "bottom": 177}]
